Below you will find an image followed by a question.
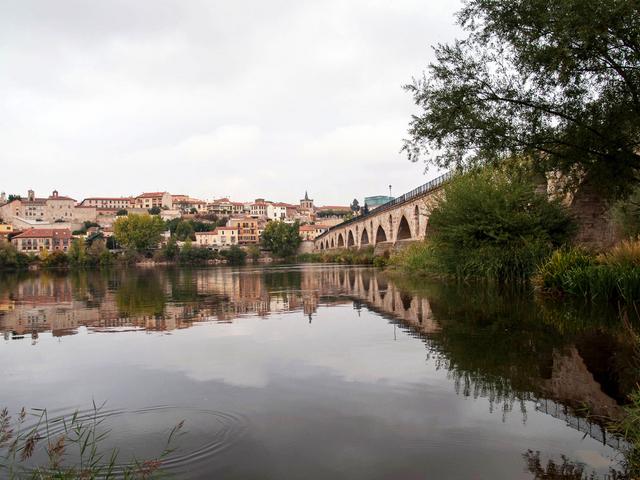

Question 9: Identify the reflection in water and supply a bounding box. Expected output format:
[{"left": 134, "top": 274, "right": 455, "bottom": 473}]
[
  {"left": 1, "top": 265, "right": 638, "bottom": 478},
  {"left": 523, "top": 450, "right": 623, "bottom": 480}
]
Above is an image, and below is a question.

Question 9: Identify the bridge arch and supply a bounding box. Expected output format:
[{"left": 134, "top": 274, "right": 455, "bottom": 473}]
[
  {"left": 347, "top": 230, "right": 355, "bottom": 248},
  {"left": 361, "top": 228, "right": 369, "bottom": 246},
  {"left": 330, "top": 238, "right": 335, "bottom": 248},
  {"left": 337, "top": 233, "right": 345, "bottom": 248},
  {"left": 375, "top": 225, "right": 387, "bottom": 243},
  {"left": 397, "top": 215, "right": 412, "bottom": 241}
]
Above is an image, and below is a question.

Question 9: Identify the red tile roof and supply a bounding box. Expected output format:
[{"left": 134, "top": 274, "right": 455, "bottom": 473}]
[
  {"left": 137, "top": 192, "right": 167, "bottom": 198},
  {"left": 48, "top": 195, "right": 76, "bottom": 201},
  {"left": 12, "top": 228, "right": 72, "bottom": 239},
  {"left": 82, "top": 197, "right": 134, "bottom": 201}
]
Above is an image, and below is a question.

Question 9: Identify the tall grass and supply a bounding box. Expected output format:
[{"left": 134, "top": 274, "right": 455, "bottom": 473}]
[
  {"left": 388, "top": 242, "right": 440, "bottom": 275},
  {"left": 535, "top": 242, "right": 640, "bottom": 303},
  {"left": 0, "top": 402, "right": 183, "bottom": 479}
]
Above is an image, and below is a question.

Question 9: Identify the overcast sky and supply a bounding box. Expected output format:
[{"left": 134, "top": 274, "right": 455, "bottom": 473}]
[{"left": 1, "top": 0, "right": 462, "bottom": 205}]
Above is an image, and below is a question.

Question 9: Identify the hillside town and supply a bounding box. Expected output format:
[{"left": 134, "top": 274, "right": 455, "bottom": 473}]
[{"left": 0, "top": 189, "right": 353, "bottom": 254}]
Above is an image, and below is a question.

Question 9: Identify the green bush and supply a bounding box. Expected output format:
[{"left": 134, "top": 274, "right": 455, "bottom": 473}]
[
  {"left": 178, "top": 241, "right": 217, "bottom": 264},
  {"left": 297, "top": 247, "right": 375, "bottom": 265},
  {"left": 0, "top": 242, "right": 31, "bottom": 270},
  {"left": 408, "top": 168, "right": 575, "bottom": 282},
  {"left": 41, "top": 250, "right": 69, "bottom": 269},
  {"left": 220, "top": 245, "right": 247, "bottom": 265},
  {"left": 68, "top": 238, "right": 114, "bottom": 268},
  {"left": 389, "top": 242, "right": 438, "bottom": 274}
]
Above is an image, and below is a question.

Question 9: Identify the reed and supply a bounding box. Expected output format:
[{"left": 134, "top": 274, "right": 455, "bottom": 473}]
[
  {"left": 0, "top": 401, "right": 184, "bottom": 479},
  {"left": 534, "top": 242, "right": 640, "bottom": 303}
]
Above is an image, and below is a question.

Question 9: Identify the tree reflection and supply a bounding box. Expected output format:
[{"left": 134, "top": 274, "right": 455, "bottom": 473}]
[
  {"left": 522, "top": 450, "right": 626, "bottom": 479},
  {"left": 115, "top": 271, "right": 166, "bottom": 317}
]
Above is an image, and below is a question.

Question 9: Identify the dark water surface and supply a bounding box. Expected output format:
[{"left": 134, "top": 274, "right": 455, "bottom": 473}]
[{"left": 1, "top": 265, "right": 638, "bottom": 479}]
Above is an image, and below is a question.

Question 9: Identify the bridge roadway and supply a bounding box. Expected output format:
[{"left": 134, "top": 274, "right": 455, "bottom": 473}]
[{"left": 314, "top": 171, "right": 452, "bottom": 253}]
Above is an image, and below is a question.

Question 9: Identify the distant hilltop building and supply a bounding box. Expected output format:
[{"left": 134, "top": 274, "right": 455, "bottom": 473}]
[
  {"left": 0, "top": 185, "right": 351, "bottom": 241},
  {"left": 0, "top": 190, "right": 97, "bottom": 230}
]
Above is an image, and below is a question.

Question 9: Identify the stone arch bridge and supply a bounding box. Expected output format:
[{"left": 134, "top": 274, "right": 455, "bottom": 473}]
[{"left": 314, "top": 172, "right": 451, "bottom": 253}]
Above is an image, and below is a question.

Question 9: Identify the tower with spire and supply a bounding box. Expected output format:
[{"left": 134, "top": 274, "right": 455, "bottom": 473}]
[{"left": 300, "top": 191, "right": 314, "bottom": 211}]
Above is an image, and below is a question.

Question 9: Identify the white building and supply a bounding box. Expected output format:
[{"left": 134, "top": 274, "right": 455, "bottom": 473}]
[{"left": 266, "top": 203, "right": 289, "bottom": 221}]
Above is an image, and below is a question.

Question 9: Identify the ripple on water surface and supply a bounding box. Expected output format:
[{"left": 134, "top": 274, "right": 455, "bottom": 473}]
[{"left": 17, "top": 405, "right": 248, "bottom": 476}]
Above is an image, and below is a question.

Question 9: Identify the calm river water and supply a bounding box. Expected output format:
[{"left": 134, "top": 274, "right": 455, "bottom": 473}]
[{"left": 0, "top": 265, "right": 638, "bottom": 479}]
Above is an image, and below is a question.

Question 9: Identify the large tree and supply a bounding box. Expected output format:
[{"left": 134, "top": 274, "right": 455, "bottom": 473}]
[
  {"left": 261, "top": 221, "right": 301, "bottom": 258},
  {"left": 113, "top": 214, "right": 165, "bottom": 253},
  {"left": 405, "top": 0, "right": 640, "bottom": 199}
]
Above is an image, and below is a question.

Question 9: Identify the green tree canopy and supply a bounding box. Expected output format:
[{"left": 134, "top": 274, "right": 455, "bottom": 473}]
[
  {"left": 113, "top": 214, "right": 165, "bottom": 253},
  {"left": 261, "top": 221, "right": 301, "bottom": 258},
  {"left": 426, "top": 168, "right": 575, "bottom": 280},
  {"left": 405, "top": 0, "right": 640, "bottom": 198}
]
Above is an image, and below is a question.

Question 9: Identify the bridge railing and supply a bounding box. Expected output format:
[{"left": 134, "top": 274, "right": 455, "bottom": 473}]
[{"left": 315, "top": 170, "right": 453, "bottom": 241}]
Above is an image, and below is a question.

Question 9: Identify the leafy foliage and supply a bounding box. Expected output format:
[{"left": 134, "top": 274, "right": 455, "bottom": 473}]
[
  {"left": 297, "top": 247, "right": 375, "bottom": 265},
  {"left": 0, "top": 242, "right": 31, "bottom": 271},
  {"left": 177, "top": 240, "right": 218, "bottom": 264},
  {"left": 68, "top": 239, "right": 113, "bottom": 267},
  {"left": 40, "top": 251, "right": 69, "bottom": 269},
  {"left": 220, "top": 245, "right": 247, "bottom": 265},
  {"left": 422, "top": 169, "right": 575, "bottom": 281},
  {"left": 113, "top": 214, "right": 165, "bottom": 253},
  {"left": 405, "top": 0, "right": 640, "bottom": 197},
  {"left": 261, "top": 221, "right": 301, "bottom": 258},
  {"left": 165, "top": 218, "right": 216, "bottom": 241}
]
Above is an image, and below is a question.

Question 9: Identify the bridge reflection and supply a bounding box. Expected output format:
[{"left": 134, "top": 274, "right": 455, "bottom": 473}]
[{"left": 0, "top": 265, "right": 637, "bottom": 450}]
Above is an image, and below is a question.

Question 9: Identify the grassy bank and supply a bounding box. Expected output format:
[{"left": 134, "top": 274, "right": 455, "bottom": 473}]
[
  {"left": 297, "top": 247, "right": 378, "bottom": 265},
  {"left": 534, "top": 241, "right": 640, "bottom": 303}
]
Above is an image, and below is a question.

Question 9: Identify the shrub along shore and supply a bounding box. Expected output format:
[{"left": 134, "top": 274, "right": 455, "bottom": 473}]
[
  {"left": 0, "top": 239, "right": 250, "bottom": 271},
  {"left": 305, "top": 167, "right": 640, "bottom": 306}
]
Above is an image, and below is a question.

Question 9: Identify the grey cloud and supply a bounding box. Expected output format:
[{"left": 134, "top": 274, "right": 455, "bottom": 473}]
[{"left": 1, "top": 0, "right": 461, "bottom": 204}]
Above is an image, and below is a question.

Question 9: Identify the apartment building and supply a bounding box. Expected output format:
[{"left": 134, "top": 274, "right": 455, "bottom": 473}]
[
  {"left": 249, "top": 200, "right": 268, "bottom": 218},
  {"left": 135, "top": 192, "right": 172, "bottom": 210},
  {"left": 78, "top": 197, "right": 135, "bottom": 210},
  {"left": 299, "top": 224, "right": 328, "bottom": 241},
  {"left": 194, "top": 226, "right": 239, "bottom": 248},
  {"left": 12, "top": 228, "right": 72, "bottom": 254},
  {"left": 207, "top": 198, "right": 247, "bottom": 216},
  {"left": 266, "top": 203, "right": 290, "bottom": 221},
  {"left": 228, "top": 216, "right": 261, "bottom": 244}
]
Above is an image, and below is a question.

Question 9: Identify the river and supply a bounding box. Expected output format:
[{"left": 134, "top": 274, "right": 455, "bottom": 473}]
[{"left": 0, "top": 265, "right": 637, "bottom": 479}]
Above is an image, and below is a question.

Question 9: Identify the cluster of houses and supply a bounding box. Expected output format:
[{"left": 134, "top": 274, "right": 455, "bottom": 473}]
[{"left": 0, "top": 189, "right": 351, "bottom": 255}]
